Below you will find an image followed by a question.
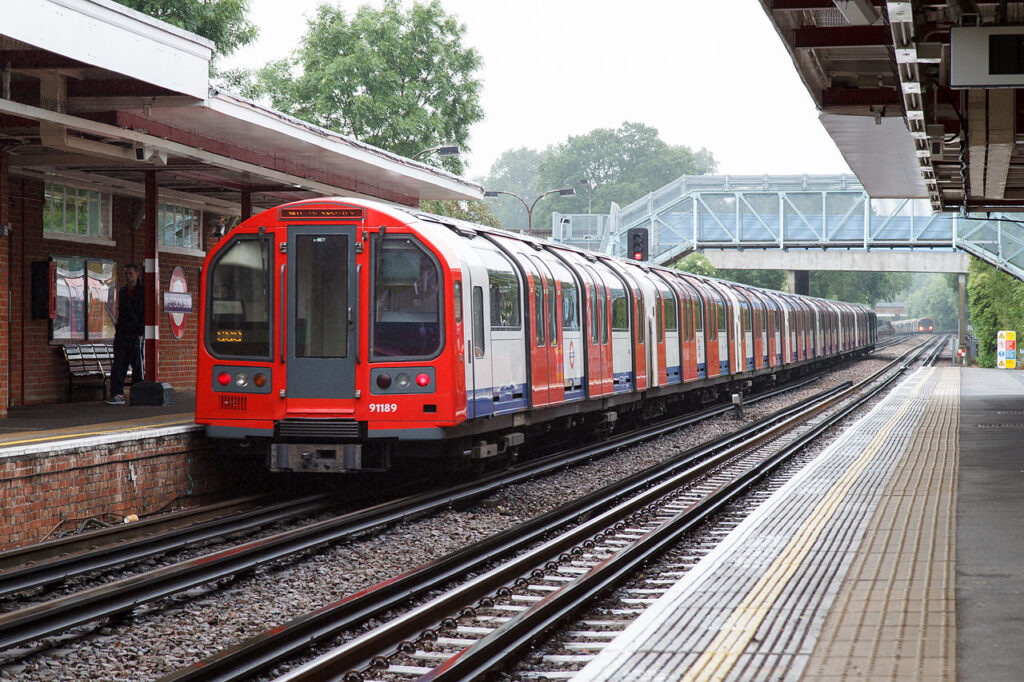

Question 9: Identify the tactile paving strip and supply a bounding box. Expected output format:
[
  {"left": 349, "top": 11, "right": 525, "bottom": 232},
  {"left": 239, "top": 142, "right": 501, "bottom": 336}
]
[{"left": 572, "top": 367, "right": 958, "bottom": 682}]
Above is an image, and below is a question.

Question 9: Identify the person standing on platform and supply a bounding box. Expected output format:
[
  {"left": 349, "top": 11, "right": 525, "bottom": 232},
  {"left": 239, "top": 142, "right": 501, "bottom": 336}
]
[{"left": 105, "top": 263, "right": 145, "bottom": 405}]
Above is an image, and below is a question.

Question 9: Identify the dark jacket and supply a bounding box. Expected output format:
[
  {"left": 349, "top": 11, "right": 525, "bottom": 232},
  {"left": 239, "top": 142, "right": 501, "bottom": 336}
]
[{"left": 115, "top": 282, "right": 145, "bottom": 337}]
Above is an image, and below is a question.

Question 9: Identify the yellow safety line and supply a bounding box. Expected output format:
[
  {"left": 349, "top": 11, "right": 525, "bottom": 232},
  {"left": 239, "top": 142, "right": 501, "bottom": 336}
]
[
  {"left": 0, "top": 417, "right": 195, "bottom": 447},
  {"left": 682, "top": 368, "right": 934, "bottom": 682}
]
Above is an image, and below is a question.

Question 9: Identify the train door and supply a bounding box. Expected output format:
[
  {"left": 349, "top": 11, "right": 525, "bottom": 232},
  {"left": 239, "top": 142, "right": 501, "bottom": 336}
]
[
  {"left": 525, "top": 260, "right": 550, "bottom": 407},
  {"left": 287, "top": 226, "right": 359, "bottom": 400},
  {"left": 658, "top": 281, "right": 680, "bottom": 384},
  {"left": 580, "top": 265, "right": 608, "bottom": 397},
  {"left": 463, "top": 258, "right": 491, "bottom": 419},
  {"left": 692, "top": 287, "right": 706, "bottom": 377},
  {"left": 531, "top": 255, "right": 565, "bottom": 405},
  {"left": 547, "top": 255, "right": 584, "bottom": 401}
]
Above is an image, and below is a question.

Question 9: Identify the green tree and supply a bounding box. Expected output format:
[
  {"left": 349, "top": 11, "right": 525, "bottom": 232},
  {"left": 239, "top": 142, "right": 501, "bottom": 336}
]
[
  {"left": 905, "top": 273, "right": 958, "bottom": 331},
  {"left": 419, "top": 200, "right": 502, "bottom": 229},
  {"left": 810, "top": 271, "right": 912, "bottom": 305},
  {"left": 717, "top": 269, "right": 786, "bottom": 291},
  {"left": 252, "top": 1, "right": 483, "bottom": 175},
  {"left": 967, "top": 258, "right": 1024, "bottom": 367},
  {"left": 673, "top": 253, "right": 716, "bottom": 277},
  {"left": 115, "top": 0, "right": 257, "bottom": 66},
  {"left": 479, "top": 147, "right": 549, "bottom": 231},
  {"left": 529, "top": 122, "right": 716, "bottom": 234}
]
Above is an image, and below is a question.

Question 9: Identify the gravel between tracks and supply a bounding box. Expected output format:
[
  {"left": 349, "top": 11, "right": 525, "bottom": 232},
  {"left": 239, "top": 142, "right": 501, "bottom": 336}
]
[{"left": 0, "top": 344, "right": 911, "bottom": 681}]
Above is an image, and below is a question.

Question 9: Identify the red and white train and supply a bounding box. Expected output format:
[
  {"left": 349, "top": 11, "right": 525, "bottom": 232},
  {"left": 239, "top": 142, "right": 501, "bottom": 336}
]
[{"left": 196, "top": 198, "right": 876, "bottom": 472}]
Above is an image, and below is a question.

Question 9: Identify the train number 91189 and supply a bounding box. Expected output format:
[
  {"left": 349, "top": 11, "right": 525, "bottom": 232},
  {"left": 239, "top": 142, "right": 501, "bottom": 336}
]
[{"left": 368, "top": 403, "right": 399, "bottom": 414}]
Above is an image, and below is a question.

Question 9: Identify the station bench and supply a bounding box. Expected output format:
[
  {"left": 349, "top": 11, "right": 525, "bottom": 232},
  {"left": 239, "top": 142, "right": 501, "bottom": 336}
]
[{"left": 60, "top": 343, "right": 116, "bottom": 401}]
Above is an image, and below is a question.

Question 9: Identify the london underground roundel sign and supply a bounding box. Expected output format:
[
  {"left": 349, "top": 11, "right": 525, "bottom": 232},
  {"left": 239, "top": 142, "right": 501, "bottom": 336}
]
[{"left": 166, "top": 266, "right": 191, "bottom": 339}]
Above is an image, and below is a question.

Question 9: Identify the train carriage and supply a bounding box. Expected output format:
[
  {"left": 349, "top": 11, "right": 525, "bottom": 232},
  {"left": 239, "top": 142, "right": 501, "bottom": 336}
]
[{"left": 196, "top": 198, "right": 876, "bottom": 473}]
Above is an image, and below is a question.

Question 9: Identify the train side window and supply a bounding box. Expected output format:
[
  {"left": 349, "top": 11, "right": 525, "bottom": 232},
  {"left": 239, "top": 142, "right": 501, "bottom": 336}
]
[
  {"left": 534, "top": 275, "right": 545, "bottom": 347},
  {"left": 488, "top": 268, "right": 520, "bottom": 329},
  {"left": 601, "top": 287, "right": 609, "bottom": 345},
  {"left": 636, "top": 290, "right": 644, "bottom": 344},
  {"left": 561, "top": 279, "right": 579, "bottom": 331},
  {"left": 453, "top": 280, "right": 462, "bottom": 324},
  {"left": 663, "top": 289, "right": 677, "bottom": 333},
  {"left": 472, "top": 286, "right": 484, "bottom": 358},
  {"left": 547, "top": 279, "right": 557, "bottom": 346},
  {"left": 656, "top": 289, "right": 664, "bottom": 342},
  {"left": 611, "top": 287, "right": 628, "bottom": 331},
  {"left": 717, "top": 300, "right": 726, "bottom": 332},
  {"left": 589, "top": 285, "right": 599, "bottom": 343},
  {"left": 693, "top": 294, "right": 703, "bottom": 336}
]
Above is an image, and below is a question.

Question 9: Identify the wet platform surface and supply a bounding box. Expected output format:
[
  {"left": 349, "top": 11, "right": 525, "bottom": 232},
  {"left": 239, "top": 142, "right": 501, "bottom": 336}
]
[
  {"left": 574, "top": 367, "right": 1024, "bottom": 681},
  {"left": 0, "top": 391, "right": 196, "bottom": 451}
]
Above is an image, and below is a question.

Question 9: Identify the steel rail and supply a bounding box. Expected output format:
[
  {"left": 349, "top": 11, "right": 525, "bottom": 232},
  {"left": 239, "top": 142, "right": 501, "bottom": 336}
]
[
  {"left": 0, "top": 494, "right": 347, "bottom": 599},
  {"left": 418, "top": 352, "right": 911, "bottom": 681},
  {"left": 159, "top": 381, "right": 851, "bottom": 682},
  {"left": 0, "top": 496, "right": 267, "bottom": 573},
  {"left": 185, "top": 349, "right": 919, "bottom": 681},
  {"left": 0, "top": 373, "right": 832, "bottom": 654}
]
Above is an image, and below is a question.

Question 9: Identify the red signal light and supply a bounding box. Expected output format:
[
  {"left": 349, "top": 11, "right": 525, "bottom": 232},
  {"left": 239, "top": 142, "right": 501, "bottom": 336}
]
[{"left": 632, "top": 252, "right": 643, "bottom": 260}]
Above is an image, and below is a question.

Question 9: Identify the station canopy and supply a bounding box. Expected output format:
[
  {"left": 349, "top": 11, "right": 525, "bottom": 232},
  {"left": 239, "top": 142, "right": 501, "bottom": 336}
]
[
  {"left": 0, "top": 0, "right": 481, "bottom": 215},
  {"left": 760, "top": 1, "right": 1024, "bottom": 214}
]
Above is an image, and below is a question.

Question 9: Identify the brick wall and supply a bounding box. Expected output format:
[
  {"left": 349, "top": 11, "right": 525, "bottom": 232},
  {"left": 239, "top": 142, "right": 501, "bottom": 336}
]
[
  {"left": 0, "top": 433, "right": 266, "bottom": 551},
  {"left": 5, "top": 179, "right": 219, "bottom": 406}
]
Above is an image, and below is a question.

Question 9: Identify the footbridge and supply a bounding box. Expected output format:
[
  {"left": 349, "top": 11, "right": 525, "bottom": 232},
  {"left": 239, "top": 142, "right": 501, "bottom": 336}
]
[{"left": 552, "top": 174, "right": 1024, "bottom": 281}]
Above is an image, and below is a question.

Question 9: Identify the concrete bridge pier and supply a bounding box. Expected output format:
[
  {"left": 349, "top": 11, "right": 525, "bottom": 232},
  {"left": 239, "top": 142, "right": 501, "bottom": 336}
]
[{"left": 788, "top": 270, "right": 810, "bottom": 296}]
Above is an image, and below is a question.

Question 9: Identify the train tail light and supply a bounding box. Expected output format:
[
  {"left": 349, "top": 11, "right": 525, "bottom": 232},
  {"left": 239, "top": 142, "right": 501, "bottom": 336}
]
[
  {"left": 217, "top": 372, "right": 231, "bottom": 385},
  {"left": 376, "top": 373, "right": 392, "bottom": 389},
  {"left": 415, "top": 373, "right": 430, "bottom": 387}
]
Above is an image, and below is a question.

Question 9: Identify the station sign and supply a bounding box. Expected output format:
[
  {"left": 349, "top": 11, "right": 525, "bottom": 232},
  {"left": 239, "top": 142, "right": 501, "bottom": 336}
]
[
  {"left": 164, "top": 266, "right": 192, "bottom": 339},
  {"left": 997, "top": 330, "right": 1016, "bottom": 369}
]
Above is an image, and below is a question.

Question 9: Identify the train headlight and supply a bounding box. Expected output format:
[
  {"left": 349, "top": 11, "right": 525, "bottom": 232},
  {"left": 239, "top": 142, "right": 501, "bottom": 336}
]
[
  {"left": 376, "top": 373, "right": 392, "bottom": 389},
  {"left": 415, "top": 373, "right": 430, "bottom": 387},
  {"left": 217, "top": 372, "right": 231, "bottom": 386},
  {"left": 396, "top": 373, "right": 411, "bottom": 388},
  {"left": 253, "top": 373, "right": 268, "bottom": 388},
  {"left": 235, "top": 373, "right": 249, "bottom": 387}
]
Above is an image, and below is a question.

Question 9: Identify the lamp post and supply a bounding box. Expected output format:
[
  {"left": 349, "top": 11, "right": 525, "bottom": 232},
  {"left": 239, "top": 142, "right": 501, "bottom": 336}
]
[
  {"left": 412, "top": 145, "right": 461, "bottom": 160},
  {"left": 483, "top": 187, "right": 576, "bottom": 236}
]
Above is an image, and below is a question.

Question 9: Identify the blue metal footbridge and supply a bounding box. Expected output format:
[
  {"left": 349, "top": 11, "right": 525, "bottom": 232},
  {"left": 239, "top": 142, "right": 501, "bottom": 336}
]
[{"left": 552, "top": 174, "right": 1024, "bottom": 280}]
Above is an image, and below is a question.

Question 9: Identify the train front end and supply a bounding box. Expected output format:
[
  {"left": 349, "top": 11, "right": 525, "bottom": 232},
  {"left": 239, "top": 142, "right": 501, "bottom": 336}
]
[{"left": 196, "top": 199, "right": 463, "bottom": 473}]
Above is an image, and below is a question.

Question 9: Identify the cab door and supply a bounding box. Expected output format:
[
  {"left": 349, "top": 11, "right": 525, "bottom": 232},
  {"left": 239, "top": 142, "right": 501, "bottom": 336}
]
[{"left": 286, "top": 226, "right": 357, "bottom": 400}]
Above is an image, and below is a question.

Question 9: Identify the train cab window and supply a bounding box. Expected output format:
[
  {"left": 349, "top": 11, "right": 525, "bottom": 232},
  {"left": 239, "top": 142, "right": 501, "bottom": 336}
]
[
  {"left": 472, "top": 286, "right": 484, "bottom": 358},
  {"left": 561, "top": 279, "right": 579, "bottom": 331},
  {"left": 372, "top": 236, "right": 442, "bottom": 358},
  {"left": 297, "top": 234, "right": 349, "bottom": 358},
  {"left": 611, "top": 287, "right": 628, "bottom": 331},
  {"left": 206, "top": 237, "right": 272, "bottom": 359}
]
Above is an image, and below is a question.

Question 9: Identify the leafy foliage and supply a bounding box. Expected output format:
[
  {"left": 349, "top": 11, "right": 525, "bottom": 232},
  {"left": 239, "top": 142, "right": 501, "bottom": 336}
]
[
  {"left": 904, "top": 273, "right": 959, "bottom": 331},
  {"left": 251, "top": 1, "right": 483, "bottom": 175},
  {"left": 419, "top": 200, "right": 502, "bottom": 229},
  {"left": 481, "top": 122, "right": 716, "bottom": 233},
  {"left": 967, "top": 258, "right": 1024, "bottom": 367},
  {"left": 115, "top": 0, "right": 257, "bottom": 64},
  {"left": 809, "top": 271, "right": 912, "bottom": 305},
  {"left": 717, "top": 269, "right": 786, "bottom": 291},
  {"left": 672, "top": 253, "right": 716, "bottom": 277}
]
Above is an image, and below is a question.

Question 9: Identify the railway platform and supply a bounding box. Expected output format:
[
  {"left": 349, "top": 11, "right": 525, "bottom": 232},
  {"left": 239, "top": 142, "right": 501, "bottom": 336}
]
[{"left": 572, "top": 366, "right": 1024, "bottom": 682}]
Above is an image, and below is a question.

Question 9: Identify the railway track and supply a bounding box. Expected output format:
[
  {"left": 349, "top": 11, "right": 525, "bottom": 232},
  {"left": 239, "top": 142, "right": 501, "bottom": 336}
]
[
  {"left": 0, "top": 370, "right": 838, "bottom": 658},
  {"left": 158, "top": 340, "right": 935, "bottom": 681}
]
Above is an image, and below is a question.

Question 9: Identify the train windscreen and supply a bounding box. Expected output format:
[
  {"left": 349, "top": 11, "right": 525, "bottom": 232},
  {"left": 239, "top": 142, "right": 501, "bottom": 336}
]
[
  {"left": 206, "top": 237, "right": 272, "bottom": 359},
  {"left": 372, "top": 236, "right": 442, "bottom": 358}
]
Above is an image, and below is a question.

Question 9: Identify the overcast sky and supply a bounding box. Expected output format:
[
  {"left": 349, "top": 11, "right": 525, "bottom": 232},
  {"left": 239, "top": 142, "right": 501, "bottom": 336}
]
[{"left": 221, "top": 0, "right": 853, "bottom": 181}]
